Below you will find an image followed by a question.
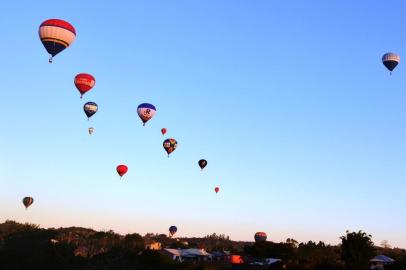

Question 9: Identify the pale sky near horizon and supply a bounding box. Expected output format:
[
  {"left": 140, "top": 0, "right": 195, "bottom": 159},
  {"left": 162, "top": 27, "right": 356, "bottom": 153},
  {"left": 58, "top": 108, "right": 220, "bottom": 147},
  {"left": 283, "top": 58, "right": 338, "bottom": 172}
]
[{"left": 1, "top": 0, "right": 406, "bottom": 248}]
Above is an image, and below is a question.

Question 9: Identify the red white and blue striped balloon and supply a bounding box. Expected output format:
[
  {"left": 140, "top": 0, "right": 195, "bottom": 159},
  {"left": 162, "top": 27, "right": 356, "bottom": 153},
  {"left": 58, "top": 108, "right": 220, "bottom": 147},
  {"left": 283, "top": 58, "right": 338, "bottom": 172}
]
[
  {"left": 38, "top": 19, "right": 76, "bottom": 62},
  {"left": 137, "top": 103, "right": 156, "bottom": 126}
]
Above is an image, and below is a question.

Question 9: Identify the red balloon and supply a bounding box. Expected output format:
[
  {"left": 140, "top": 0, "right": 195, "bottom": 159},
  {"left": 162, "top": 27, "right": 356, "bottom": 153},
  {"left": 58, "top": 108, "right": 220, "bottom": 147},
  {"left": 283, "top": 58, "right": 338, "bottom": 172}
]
[
  {"left": 116, "top": 165, "right": 128, "bottom": 178},
  {"left": 161, "top": 128, "right": 167, "bottom": 135},
  {"left": 214, "top": 187, "right": 220, "bottom": 194},
  {"left": 74, "top": 73, "right": 95, "bottom": 98}
]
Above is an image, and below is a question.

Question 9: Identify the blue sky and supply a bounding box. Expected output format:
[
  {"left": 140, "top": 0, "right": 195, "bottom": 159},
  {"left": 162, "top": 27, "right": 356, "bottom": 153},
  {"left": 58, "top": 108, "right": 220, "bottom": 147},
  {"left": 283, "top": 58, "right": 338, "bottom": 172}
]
[{"left": 1, "top": 0, "right": 406, "bottom": 248}]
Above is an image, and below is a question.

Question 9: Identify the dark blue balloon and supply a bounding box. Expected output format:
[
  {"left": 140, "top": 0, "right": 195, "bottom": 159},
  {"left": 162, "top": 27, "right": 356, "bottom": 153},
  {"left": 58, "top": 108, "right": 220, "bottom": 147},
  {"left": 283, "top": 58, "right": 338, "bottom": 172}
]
[
  {"left": 84, "top": 102, "right": 98, "bottom": 119},
  {"left": 169, "top": 226, "right": 177, "bottom": 236}
]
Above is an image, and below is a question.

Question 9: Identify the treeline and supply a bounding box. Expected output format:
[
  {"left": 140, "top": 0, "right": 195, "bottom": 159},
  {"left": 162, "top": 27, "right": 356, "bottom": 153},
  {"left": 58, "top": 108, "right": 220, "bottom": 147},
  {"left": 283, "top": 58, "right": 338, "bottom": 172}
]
[{"left": 1, "top": 221, "right": 406, "bottom": 270}]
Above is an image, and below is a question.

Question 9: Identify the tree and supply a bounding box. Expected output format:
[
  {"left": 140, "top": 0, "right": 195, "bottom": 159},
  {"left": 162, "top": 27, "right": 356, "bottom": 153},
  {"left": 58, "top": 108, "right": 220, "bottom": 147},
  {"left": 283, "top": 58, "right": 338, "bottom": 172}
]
[
  {"left": 297, "top": 241, "right": 339, "bottom": 267},
  {"left": 123, "top": 233, "right": 145, "bottom": 253},
  {"left": 244, "top": 241, "right": 296, "bottom": 261},
  {"left": 381, "top": 240, "right": 391, "bottom": 249},
  {"left": 340, "top": 230, "right": 375, "bottom": 270}
]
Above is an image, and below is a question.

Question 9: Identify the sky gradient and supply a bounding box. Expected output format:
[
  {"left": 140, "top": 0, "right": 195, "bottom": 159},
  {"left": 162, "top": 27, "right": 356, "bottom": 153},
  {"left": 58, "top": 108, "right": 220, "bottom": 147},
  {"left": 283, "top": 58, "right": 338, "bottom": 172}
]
[{"left": 1, "top": 0, "right": 406, "bottom": 248}]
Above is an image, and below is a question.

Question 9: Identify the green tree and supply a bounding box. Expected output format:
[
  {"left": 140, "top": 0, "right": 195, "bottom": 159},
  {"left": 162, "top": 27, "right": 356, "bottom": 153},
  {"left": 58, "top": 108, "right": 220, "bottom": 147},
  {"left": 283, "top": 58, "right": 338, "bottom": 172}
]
[
  {"left": 340, "top": 230, "right": 375, "bottom": 270},
  {"left": 123, "top": 233, "right": 145, "bottom": 253}
]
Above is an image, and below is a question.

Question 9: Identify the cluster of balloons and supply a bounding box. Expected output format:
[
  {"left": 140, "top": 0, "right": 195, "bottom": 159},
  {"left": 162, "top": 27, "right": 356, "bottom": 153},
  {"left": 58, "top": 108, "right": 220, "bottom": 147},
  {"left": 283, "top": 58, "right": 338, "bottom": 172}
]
[
  {"left": 26, "top": 17, "right": 232, "bottom": 238},
  {"left": 30, "top": 17, "right": 399, "bottom": 245}
]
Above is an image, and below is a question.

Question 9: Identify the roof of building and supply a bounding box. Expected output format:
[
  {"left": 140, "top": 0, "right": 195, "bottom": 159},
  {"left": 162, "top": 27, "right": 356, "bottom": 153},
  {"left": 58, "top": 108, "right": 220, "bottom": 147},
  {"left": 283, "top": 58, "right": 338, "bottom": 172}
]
[
  {"left": 370, "top": 255, "right": 395, "bottom": 263},
  {"left": 163, "top": 248, "right": 212, "bottom": 257}
]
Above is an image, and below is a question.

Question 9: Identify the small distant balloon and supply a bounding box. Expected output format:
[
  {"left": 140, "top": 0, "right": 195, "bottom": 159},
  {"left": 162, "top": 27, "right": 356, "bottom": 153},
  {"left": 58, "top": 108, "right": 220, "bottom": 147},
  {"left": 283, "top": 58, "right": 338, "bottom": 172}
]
[
  {"left": 169, "top": 226, "right": 177, "bottom": 237},
  {"left": 198, "top": 159, "right": 207, "bottom": 170},
  {"left": 137, "top": 103, "right": 156, "bottom": 126},
  {"left": 214, "top": 187, "right": 220, "bottom": 194},
  {"left": 116, "top": 165, "right": 128, "bottom": 178},
  {"left": 75, "top": 73, "right": 95, "bottom": 98},
  {"left": 382, "top": 52, "right": 400, "bottom": 74},
  {"left": 254, "top": 232, "right": 267, "bottom": 242},
  {"left": 39, "top": 19, "right": 76, "bottom": 63},
  {"left": 163, "top": 138, "right": 177, "bottom": 157},
  {"left": 22, "top": 197, "right": 34, "bottom": 209},
  {"left": 84, "top": 102, "right": 98, "bottom": 120},
  {"left": 88, "top": 127, "right": 94, "bottom": 135},
  {"left": 161, "top": 128, "right": 167, "bottom": 135}
]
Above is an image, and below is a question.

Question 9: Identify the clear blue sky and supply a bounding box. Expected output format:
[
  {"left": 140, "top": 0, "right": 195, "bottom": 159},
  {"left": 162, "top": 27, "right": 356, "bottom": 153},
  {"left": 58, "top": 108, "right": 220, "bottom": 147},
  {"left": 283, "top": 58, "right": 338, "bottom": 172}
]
[{"left": 1, "top": 0, "right": 405, "bottom": 248}]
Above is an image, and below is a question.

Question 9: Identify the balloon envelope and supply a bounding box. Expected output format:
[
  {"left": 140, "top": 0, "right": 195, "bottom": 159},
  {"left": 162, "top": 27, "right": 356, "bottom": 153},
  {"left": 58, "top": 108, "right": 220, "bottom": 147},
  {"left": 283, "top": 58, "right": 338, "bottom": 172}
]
[
  {"left": 382, "top": 52, "right": 400, "bottom": 73},
  {"left": 116, "top": 165, "right": 128, "bottom": 178},
  {"left": 169, "top": 226, "right": 177, "bottom": 236},
  {"left": 163, "top": 138, "right": 177, "bottom": 156},
  {"left": 137, "top": 103, "right": 156, "bottom": 126},
  {"left": 22, "top": 197, "right": 34, "bottom": 209},
  {"left": 214, "top": 187, "right": 220, "bottom": 193},
  {"left": 84, "top": 102, "right": 98, "bottom": 119},
  {"left": 198, "top": 159, "right": 207, "bottom": 170},
  {"left": 161, "top": 128, "right": 167, "bottom": 135},
  {"left": 39, "top": 19, "right": 76, "bottom": 62},
  {"left": 75, "top": 73, "right": 95, "bottom": 98},
  {"left": 254, "top": 232, "right": 267, "bottom": 242}
]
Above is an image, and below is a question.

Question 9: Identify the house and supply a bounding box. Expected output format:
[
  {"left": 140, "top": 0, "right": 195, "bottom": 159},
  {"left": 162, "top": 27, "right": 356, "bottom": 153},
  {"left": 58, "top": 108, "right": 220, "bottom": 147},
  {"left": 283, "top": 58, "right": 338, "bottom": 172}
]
[
  {"left": 146, "top": 241, "right": 162, "bottom": 250},
  {"left": 250, "top": 258, "right": 282, "bottom": 266},
  {"left": 211, "top": 251, "right": 230, "bottom": 262},
  {"left": 162, "top": 248, "right": 183, "bottom": 262},
  {"left": 370, "top": 255, "right": 395, "bottom": 270},
  {"left": 162, "top": 248, "right": 213, "bottom": 262},
  {"left": 182, "top": 248, "right": 213, "bottom": 262}
]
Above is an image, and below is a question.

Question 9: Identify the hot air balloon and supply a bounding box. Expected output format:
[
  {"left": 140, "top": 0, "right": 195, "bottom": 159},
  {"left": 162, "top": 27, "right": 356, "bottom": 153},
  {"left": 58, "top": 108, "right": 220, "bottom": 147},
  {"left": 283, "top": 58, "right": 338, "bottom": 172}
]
[
  {"left": 382, "top": 53, "right": 400, "bottom": 74},
  {"left": 88, "top": 127, "right": 94, "bottom": 135},
  {"left": 75, "top": 73, "right": 95, "bottom": 98},
  {"left": 198, "top": 159, "right": 207, "bottom": 170},
  {"left": 163, "top": 138, "right": 177, "bottom": 157},
  {"left": 38, "top": 19, "right": 76, "bottom": 63},
  {"left": 22, "top": 197, "right": 34, "bottom": 209},
  {"left": 116, "top": 165, "right": 128, "bottom": 178},
  {"left": 137, "top": 103, "right": 156, "bottom": 126},
  {"left": 214, "top": 187, "right": 220, "bottom": 194},
  {"left": 169, "top": 226, "right": 177, "bottom": 237},
  {"left": 84, "top": 102, "right": 98, "bottom": 120},
  {"left": 254, "top": 232, "right": 267, "bottom": 242},
  {"left": 161, "top": 128, "right": 167, "bottom": 135}
]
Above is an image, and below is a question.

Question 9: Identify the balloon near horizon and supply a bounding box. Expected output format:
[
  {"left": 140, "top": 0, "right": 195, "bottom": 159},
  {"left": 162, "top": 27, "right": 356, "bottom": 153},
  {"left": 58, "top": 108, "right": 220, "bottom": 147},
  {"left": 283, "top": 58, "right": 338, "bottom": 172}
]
[
  {"left": 22, "top": 197, "right": 34, "bottom": 210},
  {"left": 254, "top": 232, "right": 267, "bottom": 242}
]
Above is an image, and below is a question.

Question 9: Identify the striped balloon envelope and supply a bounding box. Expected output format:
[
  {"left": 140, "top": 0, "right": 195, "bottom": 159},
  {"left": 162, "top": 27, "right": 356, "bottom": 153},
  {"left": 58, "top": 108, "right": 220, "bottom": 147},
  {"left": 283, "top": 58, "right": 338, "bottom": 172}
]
[
  {"left": 22, "top": 197, "right": 34, "bottom": 210},
  {"left": 137, "top": 103, "right": 156, "bottom": 126},
  {"left": 38, "top": 19, "right": 76, "bottom": 63},
  {"left": 254, "top": 232, "right": 267, "bottom": 242},
  {"left": 83, "top": 102, "right": 98, "bottom": 120},
  {"left": 75, "top": 73, "right": 96, "bottom": 98},
  {"left": 382, "top": 52, "right": 400, "bottom": 74}
]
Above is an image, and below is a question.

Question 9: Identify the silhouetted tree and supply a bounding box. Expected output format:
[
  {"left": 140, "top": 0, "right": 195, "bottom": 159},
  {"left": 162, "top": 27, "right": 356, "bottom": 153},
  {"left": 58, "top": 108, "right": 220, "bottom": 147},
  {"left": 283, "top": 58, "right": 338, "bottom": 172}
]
[
  {"left": 0, "top": 228, "right": 79, "bottom": 270},
  {"left": 244, "top": 241, "right": 295, "bottom": 261},
  {"left": 123, "top": 233, "right": 145, "bottom": 253},
  {"left": 340, "top": 230, "right": 375, "bottom": 270}
]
